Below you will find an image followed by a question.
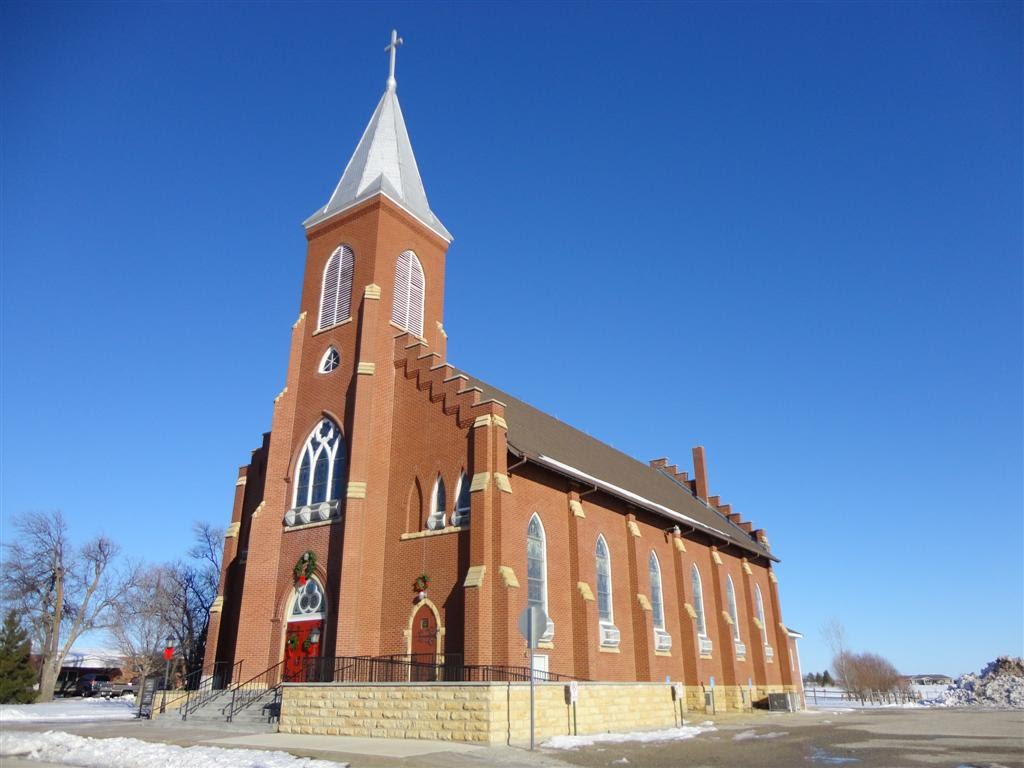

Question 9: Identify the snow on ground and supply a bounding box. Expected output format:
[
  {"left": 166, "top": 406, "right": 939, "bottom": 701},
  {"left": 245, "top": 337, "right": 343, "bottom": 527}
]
[
  {"left": 732, "top": 729, "right": 787, "bottom": 741},
  {"left": 933, "top": 656, "right": 1024, "bottom": 708},
  {"left": 0, "top": 697, "right": 137, "bottom": 723},
  {"left": 0, "top": 731, "right": 347, "bottom": 768},
  {"left": 543, "top": 722, "right": 715, "bottom": 749}
]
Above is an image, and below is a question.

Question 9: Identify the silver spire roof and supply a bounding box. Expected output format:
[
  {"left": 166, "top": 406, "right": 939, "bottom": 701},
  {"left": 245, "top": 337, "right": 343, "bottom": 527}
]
[{"left": 303, "top": 83, "right": 452, "bottom": 242}]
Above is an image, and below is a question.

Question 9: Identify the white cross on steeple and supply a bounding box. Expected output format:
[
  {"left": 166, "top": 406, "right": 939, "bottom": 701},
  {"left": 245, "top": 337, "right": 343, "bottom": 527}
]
[{"left": 385, "top": 29, "right": 403, "bottom": 91}]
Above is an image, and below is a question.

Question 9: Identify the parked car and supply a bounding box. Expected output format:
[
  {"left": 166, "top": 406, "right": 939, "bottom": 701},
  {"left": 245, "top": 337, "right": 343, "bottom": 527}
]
[{"left": 76, "top": 674, "right": 136, "bottom": 698}]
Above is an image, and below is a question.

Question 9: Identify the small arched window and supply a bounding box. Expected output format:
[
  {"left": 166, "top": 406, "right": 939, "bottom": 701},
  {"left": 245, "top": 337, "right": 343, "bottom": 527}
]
[
  {"left": 452, "top": 472, "right": 471, "bottom": 526},
  {"left": 427, "top": 475, "right": 446, "bottom": 530},
  {"left": 392, "top": 250, "right": 425, "bottom": 337},
  {"left": 649, "top": 552, "right": 665, "bottom": 631},
  {"left": 290, "top": 579, "right": 325, "bottom": 620},
  {"left": 595, "top": 535, "right": 613, "bottom": 625},
  {"left": 691, "top": 564, "right": 707, "bottom": 637},
  {"left": 318, "top": 245, "right": 354, "bottom": 330},
  {"left": 726, "top": 575, "right": 741, "bottom": 641},
  {"left": 319, "top": 346, "right": 340, "bottom": 373},
  {"left": 754, "top": 583, "right": 769, "bottom": 645},
  {"left": 293, "top": 419, "right": 346, "bottom": 508}
]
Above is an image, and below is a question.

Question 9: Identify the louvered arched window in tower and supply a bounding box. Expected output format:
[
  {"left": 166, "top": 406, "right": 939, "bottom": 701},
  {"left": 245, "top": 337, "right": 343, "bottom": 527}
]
[
  {"left": 392, "top": 250, "right": 425, "bottom": 337},
  {"left": 318, "top": 245, "right": 354, "bottom": 330}
]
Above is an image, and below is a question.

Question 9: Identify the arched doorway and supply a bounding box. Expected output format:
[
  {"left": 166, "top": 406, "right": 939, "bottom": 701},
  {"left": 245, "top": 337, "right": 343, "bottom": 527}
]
[
  {"left": 406, "top": 600, "right": 443, "bottom": 681},
  {"left": 284, "top": 580, "right": 325, "bottom": 682}
]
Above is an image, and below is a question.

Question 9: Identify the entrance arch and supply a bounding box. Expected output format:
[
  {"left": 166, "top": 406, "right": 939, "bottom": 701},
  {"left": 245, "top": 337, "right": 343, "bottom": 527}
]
[
  {"left": 283, "top": 579, "right": 326, "bottom": 682},
  {"left": 404, "top": 598, "right": 445, "bottom": 681}
]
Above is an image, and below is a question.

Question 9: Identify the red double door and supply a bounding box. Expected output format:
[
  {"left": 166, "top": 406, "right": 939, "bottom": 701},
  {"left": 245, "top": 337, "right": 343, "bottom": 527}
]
[{"left": 284, "top": 620, "right": 322, "bottom": 682}]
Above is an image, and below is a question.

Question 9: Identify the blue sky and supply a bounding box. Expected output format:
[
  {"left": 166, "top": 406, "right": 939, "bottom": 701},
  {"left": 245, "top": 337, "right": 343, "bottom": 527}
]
[{"left": 2, "top": 2, "right": 1020, "bottom": 678}]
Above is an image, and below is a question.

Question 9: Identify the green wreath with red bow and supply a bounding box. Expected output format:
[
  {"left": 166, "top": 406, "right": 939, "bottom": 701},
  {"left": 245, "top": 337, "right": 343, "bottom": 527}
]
[{"left": 293, "top": 551, "right": 317, "bottom": 586}]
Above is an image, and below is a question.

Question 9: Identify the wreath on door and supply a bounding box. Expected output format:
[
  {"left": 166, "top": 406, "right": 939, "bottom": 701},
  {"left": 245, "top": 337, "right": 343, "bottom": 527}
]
[{"left": 293, "top": 551, "right": 317, "bottom": 585}]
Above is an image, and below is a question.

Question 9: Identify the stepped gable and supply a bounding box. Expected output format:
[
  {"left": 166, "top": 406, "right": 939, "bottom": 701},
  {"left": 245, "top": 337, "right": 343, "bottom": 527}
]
[{"left": 462, "top": 374, "right": 775, "bottom": 561}]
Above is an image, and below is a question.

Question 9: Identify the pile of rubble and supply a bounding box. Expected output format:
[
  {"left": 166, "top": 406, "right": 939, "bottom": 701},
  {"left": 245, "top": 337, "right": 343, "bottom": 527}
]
[{"left": 937, "top": 656, "right": 1024, "bottom": 708}]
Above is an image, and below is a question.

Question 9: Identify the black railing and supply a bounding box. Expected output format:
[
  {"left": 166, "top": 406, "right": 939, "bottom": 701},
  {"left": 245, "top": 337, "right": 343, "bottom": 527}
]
[
  {"left": 226, "top": 660, "right": 286, "bottom": 723},
  {"left": 286, "top": 654, "right": 580, "bottom": 684},
  {"left": 181, "top": 660, "right": 242, "bottom": 720}
]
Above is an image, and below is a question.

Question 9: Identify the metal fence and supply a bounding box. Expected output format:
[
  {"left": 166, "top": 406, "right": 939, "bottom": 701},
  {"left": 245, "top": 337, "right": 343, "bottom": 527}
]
[{"left": 284, "top": 654, "right": 579, "bottom": 684}]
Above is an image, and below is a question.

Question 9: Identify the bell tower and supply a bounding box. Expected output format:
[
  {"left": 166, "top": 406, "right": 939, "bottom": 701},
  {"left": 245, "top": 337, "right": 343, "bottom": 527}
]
[{"left": 226, "top": 30, "right": 454, "bottom": 677}]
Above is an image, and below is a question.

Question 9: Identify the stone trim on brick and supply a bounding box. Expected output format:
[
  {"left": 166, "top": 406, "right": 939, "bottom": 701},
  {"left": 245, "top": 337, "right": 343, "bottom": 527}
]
[
  {"left": 577, "top": 582, "right": 595, "bottom": 601},
  {"left": 356, "top": 362, "right": 376, "bottom": 375},
  {"left": 498, "top": 566, "right": 519, "bottom": 588},
  {"left": 470, "top": 472, "right": 490, "bottom": 492},
  {"left": 569, "top": 499, "right": 585, "bottom": 518},
  {"left": 347, "top": 481, "right": 367, "bottom": 499},
  {"left": 225, "top": 522, "right": 240, "bottom": 539},
  {"left": 494, "top": 473, "right": 512, "bottom": 493},
  {"left": 364, "top": 283, "right": 381, "bottom": 299},
  {"left": 463, "top": 565, "right": 486, "bottom": 588}
]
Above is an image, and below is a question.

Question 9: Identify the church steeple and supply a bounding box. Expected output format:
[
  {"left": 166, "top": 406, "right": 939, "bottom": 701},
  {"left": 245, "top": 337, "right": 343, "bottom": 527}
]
[{"left": 303, "top": 30, "right": 451, "bottom": 242}]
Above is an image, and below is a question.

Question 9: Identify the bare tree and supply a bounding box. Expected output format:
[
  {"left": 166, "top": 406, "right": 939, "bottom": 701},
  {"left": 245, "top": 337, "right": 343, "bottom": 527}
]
[
  {"left": 157, "top": 522, "right": 222, "bottom": 684},
  {"left": 109, "top": 566, "right": 172, "bottom": 685},
  {"left": 1, "top": 511, "right": 137, "bottom": 702},
  {"left": 821, "top": 617, "right": 852, "bottom": 692}
]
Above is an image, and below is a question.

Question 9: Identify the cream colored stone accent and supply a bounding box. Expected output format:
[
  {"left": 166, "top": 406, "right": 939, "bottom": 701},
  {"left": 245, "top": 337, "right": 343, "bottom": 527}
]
[
  {"left": 569, "top": 500, "right": 585, "bottom": 518},
  {"left": 252, "top": 501, "right": 265, "bottom": 518},
  {"left": 721, "top": 610, "right": 734, "bottom": 625},
  {"left": 292, "top": 311, "right": 307, "bottom": 328},
  {"left": 209, "top": 596, "right": 224, "bottom": 613},
  {"left": 470, "top": 472, "right": 490, "bottom": 492},
  {"left": 753, "top": 617, "right": 763, "bottom": 629},
  {"left": 742, "top": 561, "right": 753, "bottom": 575},
  {"left": 463, "top": 565, "right": 486, "bottom": 588},
  {"left": 225, "top": 522, "right": 240, "bottom": 539},
  {"left": 712, "top": 550, "right": 723, "bottom": 565},
  {"left": 673, "top": 538, "right": 686, "bottom": 552},
  {"left": 684, "top": 602, "right": 697, "bottom": 619},
  {"left": 577, "top": 582, "right": 595, "bottom": 601},
  {"left": 278, "top": 680, "right": 775, "bottom": 744},
  {"left": 364, "top": 283, "right": 381, "bottom": 299},
  {"left": 472, "top": 415, "right": 492, "bottom": 429},
  {"left": 274, "top": 387, "right": 288, "bottom": 403},
  {"left": 627, "top": 520, "right": 641, "bottom": 538},
  {"left": 637, "top": 594, "right": 651, "bottom": 611},
  {"left": 498, "top": 566, "right": 519, "bottom": 588},
  {"left": 494, "top": 473, "right": 512, "bottom": 493},
  {"left": 769, "top": 571, "right": 778, "bottom": 583},
  {"left": 347, "top": 481, "right": 367, "bottom": 499},
  {"left": 357, "top": 362, "right": 376, "bottom": 375},
  {"left": 492, "top": 415, "right": 507, "bottom": 430},
  {"left": 235, "top": 476, "right": 247, "bottom": 487}
]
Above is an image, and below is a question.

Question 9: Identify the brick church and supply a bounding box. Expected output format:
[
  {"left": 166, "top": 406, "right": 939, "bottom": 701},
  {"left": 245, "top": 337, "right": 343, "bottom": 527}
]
[{"left": 204, "top": 35, "right": 802, "bottom": 709}]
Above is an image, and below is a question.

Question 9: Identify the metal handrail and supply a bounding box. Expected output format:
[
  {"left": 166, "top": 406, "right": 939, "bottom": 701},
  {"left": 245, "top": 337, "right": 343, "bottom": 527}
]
[
  {"left": 289, "top": 655, "right": 582, "bottom": 684},
  {"left": 226, "top": 659, "right": 286, "bottom": 722},
  {"left": 181, "top": 660, "right": 242, "bottom": 720}
]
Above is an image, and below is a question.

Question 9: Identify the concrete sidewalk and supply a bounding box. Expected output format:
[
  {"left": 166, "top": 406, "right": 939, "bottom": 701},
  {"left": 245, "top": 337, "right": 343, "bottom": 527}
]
[{"left": 0, "top": 719, "right": 572, "bottom": 767}]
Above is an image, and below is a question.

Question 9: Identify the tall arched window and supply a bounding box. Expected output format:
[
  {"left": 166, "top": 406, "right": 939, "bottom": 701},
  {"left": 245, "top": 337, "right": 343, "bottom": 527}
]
[
  {"left": 318, "top": 245, "right": 354, "bottom": 330},
  {"left": 595, "top": 536, "right": 619, "bottom": 646},
  {"left": 726, "top": 575, "right": 742, "bottom": 642},
  {"left": 293, "top": 418, "right": 346, "bottom": 508},
  {"left": 527, "top": 514, "right": 554, "bottom": 643},
  {"left": 392, "top": 250, "right": 425, "bottom": 337},
  {"left": 691, "top": 564, "right": 707, "bottom": 637},
  {"left": 452, "top": 472, "right": 471, "bottom": 526},
  {"left": 649, "top": 552, "right": 665, "bottom": 631},
  {"left": 650, "top": 551, "right": 672, "bottom": 652},
  {"left": 427, "top": 475, "right": 446, "bottom": 530},
  {"left": 754, "top": 583, "right": 769, "bottom": 646}
]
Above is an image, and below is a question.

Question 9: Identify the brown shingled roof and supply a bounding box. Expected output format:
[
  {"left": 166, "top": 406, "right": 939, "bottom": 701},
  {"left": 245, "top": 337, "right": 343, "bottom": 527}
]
[{"left": 465, "top": 375, "right": 775, "bottom": 561}]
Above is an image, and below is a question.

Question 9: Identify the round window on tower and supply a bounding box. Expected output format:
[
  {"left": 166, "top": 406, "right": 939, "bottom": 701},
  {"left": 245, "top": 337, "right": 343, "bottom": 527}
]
[{"left": 319, "top": 346, "right": 340, "bottom": 374}]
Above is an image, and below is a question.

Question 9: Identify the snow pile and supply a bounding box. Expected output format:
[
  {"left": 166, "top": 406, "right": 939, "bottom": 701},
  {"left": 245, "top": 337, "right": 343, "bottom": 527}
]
[
  {"left": 732, "top": 729, "right": 787, "bottom": 740},
  {"left": 543, "top": 722, "right": 715, "bottom": 749},
  {"left": 0, "top": 697, "right": 136, "bottom": 723},
  {"left": 935, "top": 656, "right": 1024, "bottom": 708},
  {"left": 0, "top": 731, "right": 347, "bottom": 768}
]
